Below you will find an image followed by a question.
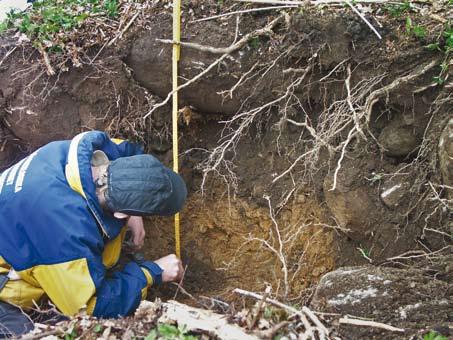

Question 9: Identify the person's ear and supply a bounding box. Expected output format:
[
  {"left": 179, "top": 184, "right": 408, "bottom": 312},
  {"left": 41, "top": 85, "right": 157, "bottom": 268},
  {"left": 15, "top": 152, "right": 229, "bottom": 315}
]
[{"left": 113, "top": 212, "right": 130, "bottom": 219}]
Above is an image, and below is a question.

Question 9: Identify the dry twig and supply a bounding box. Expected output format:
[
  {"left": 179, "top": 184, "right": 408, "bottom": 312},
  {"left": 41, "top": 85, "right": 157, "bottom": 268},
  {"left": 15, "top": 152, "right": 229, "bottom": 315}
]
[
  {"left": 0, "top": 46, "right": 17, "bottom": 68},
  {"left": 191, "top": 5, "right": 297, "bottom": 23},
  {"left": 339, "top": 316, "right": 405, "bottom": 333},
  {"left": 233, "top": 288, "right": 329, "bottom": 337},
  {"left": 173, "top": 264, "right": 189, "bottom": 300},
  {"left": 249, "top": 285, "right": 272, "bottom": 329},
  {"left": 107, "top": 11, "right": 140, "bottom": 47},
  {"left": 21, "top": 328, "right": 64, "bottom": 340},
  {"left": 344, "top": 0, "right": 382, "bottom": 39},
  {"left": 38, "top": 46, "right": 55, "bottom": 76},
  {"left": 235, "top": 0, "right": 394, "bottom": 5}
]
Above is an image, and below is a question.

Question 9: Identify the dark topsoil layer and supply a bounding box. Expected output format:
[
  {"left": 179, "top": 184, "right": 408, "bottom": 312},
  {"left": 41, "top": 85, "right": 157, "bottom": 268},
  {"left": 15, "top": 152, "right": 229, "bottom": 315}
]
[{"left": 0, "top": 1, "right": 451, "bottom": 338}]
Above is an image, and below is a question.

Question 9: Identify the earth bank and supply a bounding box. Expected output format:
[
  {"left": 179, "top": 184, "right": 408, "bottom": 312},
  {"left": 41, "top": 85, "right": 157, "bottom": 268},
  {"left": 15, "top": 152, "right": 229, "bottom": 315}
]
[{"left": 0, "top": 0, "right": 451, "bottom": 338}]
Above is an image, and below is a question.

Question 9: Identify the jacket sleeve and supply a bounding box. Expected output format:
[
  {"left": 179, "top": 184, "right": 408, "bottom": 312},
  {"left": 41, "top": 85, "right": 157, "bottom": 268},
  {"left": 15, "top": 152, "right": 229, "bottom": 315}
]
[
  {"left": 29, "top": 253, "right": 161, "bottom": 318},
  {"left": 86, "top": 258, "right": 162, "bottom": 318},
  {"left": 87, "top": 263, "right": 148, "bottom": 317}
]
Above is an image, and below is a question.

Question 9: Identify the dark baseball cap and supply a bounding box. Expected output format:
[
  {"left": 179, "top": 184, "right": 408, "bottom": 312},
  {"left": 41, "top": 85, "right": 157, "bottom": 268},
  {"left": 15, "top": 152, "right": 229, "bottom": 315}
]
[{"left": 104, "top": 154, "right": 187, "bottom": 216}]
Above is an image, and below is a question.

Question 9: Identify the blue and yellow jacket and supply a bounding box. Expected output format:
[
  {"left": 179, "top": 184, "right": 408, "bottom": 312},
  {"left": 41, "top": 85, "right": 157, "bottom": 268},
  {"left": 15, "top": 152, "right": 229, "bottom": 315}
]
[{"left": 0, "top": 131, "right": 158, "bottom": 318}]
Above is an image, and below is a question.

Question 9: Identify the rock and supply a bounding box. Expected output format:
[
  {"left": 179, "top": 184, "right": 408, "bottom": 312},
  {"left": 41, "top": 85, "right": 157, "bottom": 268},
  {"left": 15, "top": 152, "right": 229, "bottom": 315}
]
[
  {"left": 310, "top": 266, "right": 452, "bottom": 338},
  {"left": 378, "top": 125, "right": 420, "bottom": 157},
  {"left": 6, "top": 90, "right": 81, "bottom": 148},
  {"left": 323, "top": 173, "right": 375, "bottom": 234},
  {"left": 380, "top": 175, "right": 411, "bottom": 209},
  {"left": 439, "top": 118, "right": 453, "bottom": 200},
  {"left": 126, "top": 22, "right": 242, "bottom": 115},
  {"left": 159, "top": 300, "right": 259, "bottom": 340}
]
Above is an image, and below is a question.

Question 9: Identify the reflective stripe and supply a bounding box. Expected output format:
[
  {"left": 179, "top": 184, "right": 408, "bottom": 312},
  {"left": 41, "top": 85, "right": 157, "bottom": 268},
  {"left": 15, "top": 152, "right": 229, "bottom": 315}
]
[
  {"left": 65, "top": 132, "right": 110, "bottom": 237},
  {"left": 14, "top": 151, "right": 38, "bottom": 193},
  {"left": 65, "top": 131, "right": 89, "bottom": 199},
  {"left": 0, "top": 170, "right": 9, "bottom": 194},
  {"left": 5, "top": 158, "right": 26, "bottom": 186}
]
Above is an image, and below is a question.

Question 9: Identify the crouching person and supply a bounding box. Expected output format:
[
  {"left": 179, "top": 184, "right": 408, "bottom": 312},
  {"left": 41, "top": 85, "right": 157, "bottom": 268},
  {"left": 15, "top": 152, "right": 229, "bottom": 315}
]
[{"left": 0, "top": 131, "right": 187, "bottom": 337}]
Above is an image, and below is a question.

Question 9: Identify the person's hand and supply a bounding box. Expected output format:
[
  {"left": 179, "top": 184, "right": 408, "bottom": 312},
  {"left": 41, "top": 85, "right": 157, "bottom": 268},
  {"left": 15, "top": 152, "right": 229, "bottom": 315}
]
[
  {"left": 154, "top": 254, "right": 183, "bottom": 282},
  {"left": 127, "top": 216, "right": 145, "bottom": 249}
]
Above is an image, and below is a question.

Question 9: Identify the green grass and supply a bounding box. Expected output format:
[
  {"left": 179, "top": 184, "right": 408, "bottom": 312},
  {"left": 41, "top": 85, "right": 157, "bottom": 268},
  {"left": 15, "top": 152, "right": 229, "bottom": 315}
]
[
  {"left": 385, "top": 0, "right": 412, "bottom": 17},
  {"left": 0, "top": 0, "right": 119, "bottom": 50},
  {"left": 93, "top": 324, "right": 103, "bottom": 333},
  {"left": 444, "top": 24, "right": 453, "bottom": 52},
  {"left": 425, "top": 23, "right": 452, "bottom": 84},
  {"left": 249, "top": 37, "right": 260, "bottom": 49},
  {"left": 0, "top": 21, "right": 7, "bottom": 32},
  {"left": 145, "top": 324, "right": 197, "bottom": 340},
  {"left": 423, "top": 330, "right": 447, "bottom": 340},
  {"left": 404, "top": 16, "right": 426, "bottom": 39},
  {"left": 412, "top": 25, "right": 426, "bottom": 39},
  {"left": 64, "top": 327, "right": 78, "bottom": 340}
]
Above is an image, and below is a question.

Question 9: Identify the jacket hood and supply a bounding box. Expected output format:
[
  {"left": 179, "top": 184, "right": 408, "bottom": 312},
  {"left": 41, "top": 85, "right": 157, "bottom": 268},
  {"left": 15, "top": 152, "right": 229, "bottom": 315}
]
[{"left": 65, "top": 131, "right": 133, "bottom": 238}]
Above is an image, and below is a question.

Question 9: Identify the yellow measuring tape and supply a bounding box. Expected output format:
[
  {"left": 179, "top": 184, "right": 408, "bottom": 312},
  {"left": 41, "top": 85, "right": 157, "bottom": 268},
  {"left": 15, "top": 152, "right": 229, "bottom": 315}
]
[{"left": 172, "top": 0, "right": 181, "bottom": 259}]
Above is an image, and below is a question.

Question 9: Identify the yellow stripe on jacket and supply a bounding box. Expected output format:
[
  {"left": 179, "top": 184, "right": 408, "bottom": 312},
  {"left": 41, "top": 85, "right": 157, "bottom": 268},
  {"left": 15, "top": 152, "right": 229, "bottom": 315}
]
[{"left": 0, "top": 227, "right": 132, "bottom": 315}]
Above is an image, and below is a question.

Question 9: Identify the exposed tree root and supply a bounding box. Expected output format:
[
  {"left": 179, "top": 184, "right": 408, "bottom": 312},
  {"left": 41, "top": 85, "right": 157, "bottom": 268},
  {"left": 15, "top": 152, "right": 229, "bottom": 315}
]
[{"left": 364, "top": 58, "right": 440, "bottom": 124}]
